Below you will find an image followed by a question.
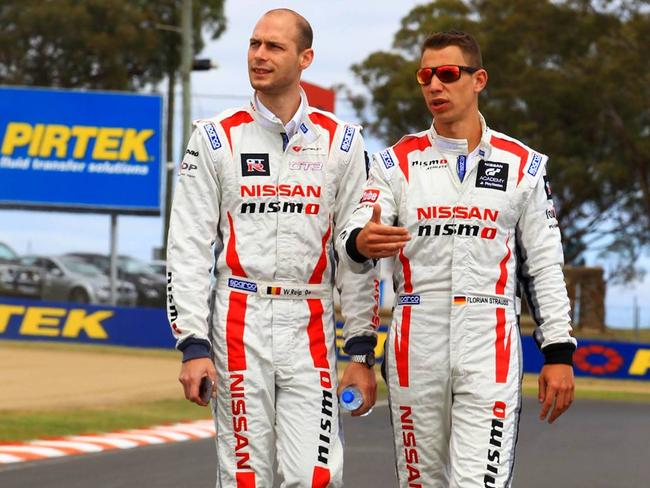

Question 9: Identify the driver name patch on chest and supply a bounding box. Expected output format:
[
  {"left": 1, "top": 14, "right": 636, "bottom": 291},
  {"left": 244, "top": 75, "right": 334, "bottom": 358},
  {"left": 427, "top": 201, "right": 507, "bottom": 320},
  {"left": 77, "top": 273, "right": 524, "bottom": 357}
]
[{"left": 475, "top": 160, "right": 508, "bottom": 192}]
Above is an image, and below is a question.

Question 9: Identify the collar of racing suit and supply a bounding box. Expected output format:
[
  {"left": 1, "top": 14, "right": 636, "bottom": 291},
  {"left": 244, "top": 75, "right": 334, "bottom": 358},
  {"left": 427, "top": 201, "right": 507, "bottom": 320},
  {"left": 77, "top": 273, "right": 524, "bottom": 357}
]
[
  {"left": 429, "top": 112, "right": 493, "bottom": 160},
  {"left": 254, "top": 91, "right": 305, "bottom": 139},
  {"left": 248, "top": 88, "right": 319, "bottom": 145}
]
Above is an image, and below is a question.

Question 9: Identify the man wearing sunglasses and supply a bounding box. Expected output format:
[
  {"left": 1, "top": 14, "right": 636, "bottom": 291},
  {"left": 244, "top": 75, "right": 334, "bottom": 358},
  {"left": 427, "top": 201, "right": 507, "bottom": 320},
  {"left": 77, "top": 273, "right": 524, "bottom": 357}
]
[{"left": 337, "top": 30, "right": 576, "bottom": 486}]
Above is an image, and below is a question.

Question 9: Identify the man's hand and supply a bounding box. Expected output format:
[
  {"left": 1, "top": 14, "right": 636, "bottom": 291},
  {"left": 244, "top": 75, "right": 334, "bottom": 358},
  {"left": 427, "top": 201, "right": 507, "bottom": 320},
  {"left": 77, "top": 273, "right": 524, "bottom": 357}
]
[
  {"left": 538, "top": 364, "right": 575, "bottom": 423},
  {"left": 356, "top": 204, "right": 410, "bottom": 259},
  {"left": 337, "top": 362, "right": 377, "bottom": 417},
  {"left": 179, "top": 357, "right": 217, "bottom": 407}
]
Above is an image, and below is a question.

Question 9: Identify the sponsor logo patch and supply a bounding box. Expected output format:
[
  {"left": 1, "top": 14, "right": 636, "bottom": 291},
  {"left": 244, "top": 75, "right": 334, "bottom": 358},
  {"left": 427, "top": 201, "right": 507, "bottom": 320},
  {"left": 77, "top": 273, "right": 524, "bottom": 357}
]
[
  {"left": 340, "top": 126, "right": 355, "bottom": 152},
  {"left": 227, "top": 278, "right": 258, "bottom": 293},
  {"left": 300, "top": 123, "right": 308, "bottom": 134},
  {"left": 292, "top": 145, "right": 324, "bottom": 153},
  {"left": 360, "top": 189, "right": 380, "bottom": 203},
  {"left": 178, "top": 161, "right": 197, "bottom": 177},
  {"left": 379, "top": 150, "right": 395, "bottom": 169},
  {"left": 203, "top": 123, "right": 221, "bottom": 150},
  {"left": 544, "top": 175, "right": 553, "bottom": 200},
  {"left": 528, "top": 153, "right": 543, "bottom": 177},
  {"left": 398, "top": 294, "right": 421, "bottom": 305},
  {"left": 241, "top": 153, "right": 270, "bottom": 177},
  {"left": 476, "top": 160, "right": 508, "bottom": 192},
  {"left": 185, "top": 148, "right": 199, "bottom": 157},
  {"left": 411, "top": 159, "right": 448, "bottom": 169},
  {"left": 288, "top": 161, "right": 323, "bottom": 171}
]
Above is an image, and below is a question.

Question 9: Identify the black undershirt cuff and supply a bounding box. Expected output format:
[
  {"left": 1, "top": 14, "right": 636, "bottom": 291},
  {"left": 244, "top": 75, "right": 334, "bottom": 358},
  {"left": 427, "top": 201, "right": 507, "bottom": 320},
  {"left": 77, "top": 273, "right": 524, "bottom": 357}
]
[
  {"left": 542, "top": 342, "right": 576, "bottom": 365},
  {"left": 178, "top": 337, "right": 212, "bottom": 362},
  {"left": 346, "top": 227, "right": 369, "bottom": 264},
  {"left": 344, "top": 335, "right": 377, "bottom": 355}
]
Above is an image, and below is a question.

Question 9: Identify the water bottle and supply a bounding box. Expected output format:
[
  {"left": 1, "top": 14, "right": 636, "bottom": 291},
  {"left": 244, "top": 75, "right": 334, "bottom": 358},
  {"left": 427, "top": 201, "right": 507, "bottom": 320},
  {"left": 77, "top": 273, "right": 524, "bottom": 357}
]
[{"left": 339, "top": 386, "right": 372, "bottom": 416}]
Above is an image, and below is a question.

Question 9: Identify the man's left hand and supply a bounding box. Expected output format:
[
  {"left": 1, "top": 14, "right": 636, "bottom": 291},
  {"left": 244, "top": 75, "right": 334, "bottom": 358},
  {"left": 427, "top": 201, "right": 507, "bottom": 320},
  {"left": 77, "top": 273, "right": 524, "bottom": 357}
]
[
  {"left": 337, "top": 362, "right": 377, "bottom": 417},
  {"left": 538, "top": 363, "right": 575, "bottom": 423}
]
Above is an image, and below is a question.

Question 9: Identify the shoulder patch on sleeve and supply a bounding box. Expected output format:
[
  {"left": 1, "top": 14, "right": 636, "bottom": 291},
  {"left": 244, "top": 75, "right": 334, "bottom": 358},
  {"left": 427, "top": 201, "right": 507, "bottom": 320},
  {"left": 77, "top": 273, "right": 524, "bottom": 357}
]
[
  {"left": 490, "top": 132, "right": 546, "bottom": 188},
  {"left": 522, "top": 151, "right": 548, "bottom": 188},
  {"left": 193, "top": 119, "right": 226, "bottom": 162},
  {"left": 202, "top": 122, "right": 222, "bottom": 151},
  {"left": 336, "top": 122, "right": 363, "bottom": 165},
  {"left": 374, "top": 148, "right": 398, "bottom": 180},
  {"left": 340, "top": 125, "right": 356, "bottom": 152}
]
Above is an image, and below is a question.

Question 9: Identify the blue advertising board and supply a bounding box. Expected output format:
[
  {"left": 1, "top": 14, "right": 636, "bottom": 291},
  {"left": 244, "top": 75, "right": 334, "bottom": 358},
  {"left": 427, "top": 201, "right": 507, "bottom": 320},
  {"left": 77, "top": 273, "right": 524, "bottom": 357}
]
[
  {"left": 342, "top": 323, "right": 650, "bottom": 381},
  {"left": 1, "top": 295, "right": 649, "bottom": 381},
  {"left": 0, "top": 296, "right": 174, "bottom": 349},
  {"left": 0, "top": 86, "right": 163, "bottom": 215}
]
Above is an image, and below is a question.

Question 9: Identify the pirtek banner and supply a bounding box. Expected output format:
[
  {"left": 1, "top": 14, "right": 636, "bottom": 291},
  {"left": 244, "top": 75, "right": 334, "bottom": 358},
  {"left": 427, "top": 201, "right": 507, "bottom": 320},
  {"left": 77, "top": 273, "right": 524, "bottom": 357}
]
[
  {"left": 1, "top": 296, "right": 648, "bottom": 381},
  {"left": 0, "top": 86, "right": 162, "bottom": 215},
  {"left": 0, "top": 296, "right": 174, "bottom": 349}
]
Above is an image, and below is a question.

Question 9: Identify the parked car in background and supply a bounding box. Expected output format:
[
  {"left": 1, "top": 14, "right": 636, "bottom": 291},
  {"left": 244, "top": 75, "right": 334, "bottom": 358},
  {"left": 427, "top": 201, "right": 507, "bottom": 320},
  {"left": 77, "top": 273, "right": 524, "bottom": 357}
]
[
  {"left": 148, "top": 259, "right": 166, "bottom": 278},
  {"left": 65, "top": 253, "right": 166, "bottom": 308},
  {"left": 20, "top": 255, "right": 137, "bottom": 306},
  {"left": 0, "top": 241, "right": 41, "bottom": 298}
]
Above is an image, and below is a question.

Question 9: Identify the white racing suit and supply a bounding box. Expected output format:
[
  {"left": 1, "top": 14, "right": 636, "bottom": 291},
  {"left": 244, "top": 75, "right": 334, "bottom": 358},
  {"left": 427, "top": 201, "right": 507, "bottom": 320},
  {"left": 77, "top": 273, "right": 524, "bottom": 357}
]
[
  {"left": 338, "top": 116, "right": 576, "bottom": 487},
  {"left": 167, "top": 95, "right": 378, "bottom": 488}
]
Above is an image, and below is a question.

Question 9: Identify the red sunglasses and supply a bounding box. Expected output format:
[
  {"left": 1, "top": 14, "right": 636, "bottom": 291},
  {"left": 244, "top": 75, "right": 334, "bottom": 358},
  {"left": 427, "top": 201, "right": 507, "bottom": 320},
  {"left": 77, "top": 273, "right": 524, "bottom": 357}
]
[{"left": 416, "top": 65, "right": 480, "bottom": 85}]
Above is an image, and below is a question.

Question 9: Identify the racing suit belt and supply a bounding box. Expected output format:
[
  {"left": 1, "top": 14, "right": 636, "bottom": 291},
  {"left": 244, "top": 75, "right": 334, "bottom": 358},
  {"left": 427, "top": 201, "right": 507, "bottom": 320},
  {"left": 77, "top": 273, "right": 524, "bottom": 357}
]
[
  {"left": 218, "top": 276, "right": 332, "bottom": 300},
  {"left": 397, "top": 291, "right": 521, "bottom": 312}
]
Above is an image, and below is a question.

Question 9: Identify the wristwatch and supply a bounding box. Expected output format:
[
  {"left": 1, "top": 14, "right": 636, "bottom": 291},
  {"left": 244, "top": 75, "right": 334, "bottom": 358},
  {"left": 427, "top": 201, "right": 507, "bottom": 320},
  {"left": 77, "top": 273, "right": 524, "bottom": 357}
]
[{"left": 350, "top": 350, "right": 375, "bottom": 368}]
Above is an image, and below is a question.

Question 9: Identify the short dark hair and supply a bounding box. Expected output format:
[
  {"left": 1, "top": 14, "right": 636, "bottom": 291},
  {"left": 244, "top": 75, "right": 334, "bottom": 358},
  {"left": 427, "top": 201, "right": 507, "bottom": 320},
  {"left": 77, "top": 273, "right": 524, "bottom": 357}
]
[
  {"left": 265, "top": 8, "right": 313, "bottom": 52},
  {"left": 421, "top": 30, "right": 483, "bottom": 67}
]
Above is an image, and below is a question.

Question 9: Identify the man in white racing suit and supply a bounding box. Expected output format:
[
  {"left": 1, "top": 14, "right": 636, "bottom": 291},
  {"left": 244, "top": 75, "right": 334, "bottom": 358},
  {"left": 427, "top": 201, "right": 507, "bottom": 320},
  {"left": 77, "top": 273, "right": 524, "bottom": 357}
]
[
  {"left": 338, "top": 30, "right": 576, "bottom": 487},
  {"left": 167, "top": 9, "right": 378, "bottom": 487}
]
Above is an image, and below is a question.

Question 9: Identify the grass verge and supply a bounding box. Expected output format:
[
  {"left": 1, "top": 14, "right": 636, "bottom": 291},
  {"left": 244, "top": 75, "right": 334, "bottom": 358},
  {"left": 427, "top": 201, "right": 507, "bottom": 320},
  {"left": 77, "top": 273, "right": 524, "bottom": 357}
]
[
  {"left": 0, "top": 399, "right": 211, "bottom": 443},
  {"left": 2, "top": 341, "right": 648, "bottom": 442}
]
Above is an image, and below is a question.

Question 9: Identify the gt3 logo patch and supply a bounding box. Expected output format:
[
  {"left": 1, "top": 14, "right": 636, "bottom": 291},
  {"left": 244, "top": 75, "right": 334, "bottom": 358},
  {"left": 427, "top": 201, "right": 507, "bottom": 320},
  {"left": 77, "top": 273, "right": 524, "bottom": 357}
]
[
  {"left": 241, "top": 153, "right": 270, "bottom": 176},
  {"left": 476, "top": 160, "right": 508, "bottom": 192}
]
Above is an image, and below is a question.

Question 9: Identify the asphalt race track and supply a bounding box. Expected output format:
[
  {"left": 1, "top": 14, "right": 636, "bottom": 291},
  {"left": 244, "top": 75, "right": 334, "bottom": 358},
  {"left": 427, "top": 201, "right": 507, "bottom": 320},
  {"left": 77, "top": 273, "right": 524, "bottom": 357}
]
[{"left": 1, "top": 398, "right": 648, "bottom": 487}]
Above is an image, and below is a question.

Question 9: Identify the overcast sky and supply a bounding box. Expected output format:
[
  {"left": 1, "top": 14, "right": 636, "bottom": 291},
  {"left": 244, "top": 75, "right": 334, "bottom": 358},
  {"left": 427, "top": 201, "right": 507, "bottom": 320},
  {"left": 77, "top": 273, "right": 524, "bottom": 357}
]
[{"left": 1, "top": 0, "right": 647, "bottom": 325}]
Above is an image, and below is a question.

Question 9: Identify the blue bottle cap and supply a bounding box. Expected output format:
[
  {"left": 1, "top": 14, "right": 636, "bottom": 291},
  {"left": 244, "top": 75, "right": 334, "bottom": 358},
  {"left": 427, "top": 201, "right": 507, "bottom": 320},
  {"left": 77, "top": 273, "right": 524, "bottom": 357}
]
[{"left": 341, "top": 391, "right": 354, "bottom": 403}]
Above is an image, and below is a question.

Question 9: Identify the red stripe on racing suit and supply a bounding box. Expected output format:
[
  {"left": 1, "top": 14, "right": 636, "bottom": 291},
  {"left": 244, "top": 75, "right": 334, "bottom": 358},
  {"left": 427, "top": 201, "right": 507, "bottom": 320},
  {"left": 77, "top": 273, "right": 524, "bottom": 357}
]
[
  {"left": 393, "top": 133, "right": 433, "bottom": 184},
  {"left": 235, "top": 471, "right": 256, "bottom": 488},
  {"left": 395, "top": 248, "right": 414, "bottom": 387},
  {"left": 225, "top": 211, "right": 249, "bottom": 371},
  {"left": 311, "top": 466, "right": 331, "bottom": 488},
  {"left": 221, "top": 111, "right": 254, "bottom": 155},
  {"left": 308, "top": 113, "right": 337, "bottom": 151},
  {"left": 307, "top": 223, "right": 332, "bottom": 369},
  {"left": 495, "top": 236, "right": 513, "bottom": 383},
  {"left": 490, "top": 135, "right": 529, "bottom": 187}
]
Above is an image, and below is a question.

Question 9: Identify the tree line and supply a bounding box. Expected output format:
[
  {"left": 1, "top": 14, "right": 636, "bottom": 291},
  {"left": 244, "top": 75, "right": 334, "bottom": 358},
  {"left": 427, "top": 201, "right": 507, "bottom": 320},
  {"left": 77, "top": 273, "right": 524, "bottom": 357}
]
[
  {"left": 349, "top": 0, "right": 650, "bottom": 282},
  {"left": 1, "top": 0, "right": 648, "bottom": 281}
]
